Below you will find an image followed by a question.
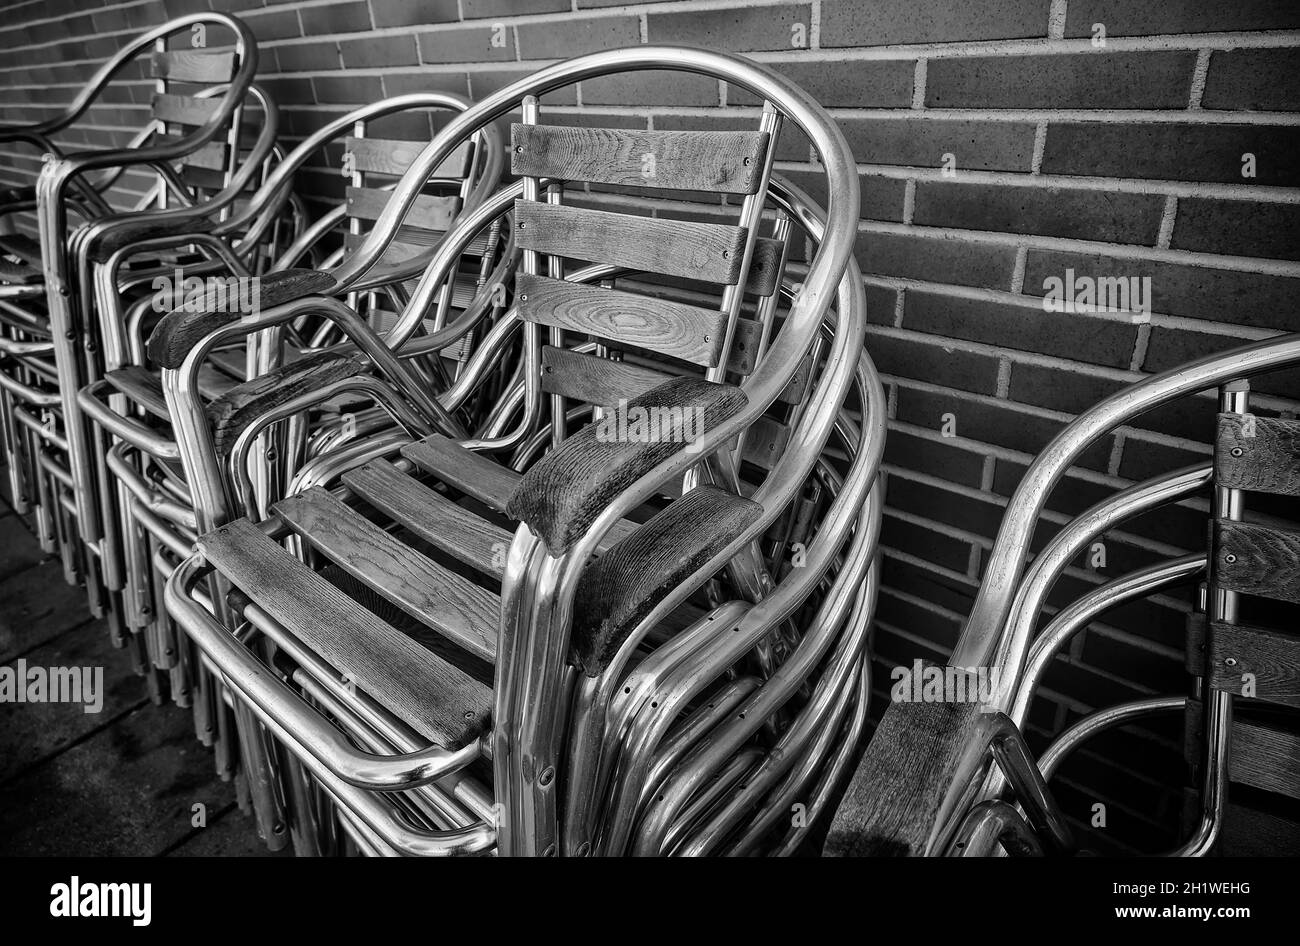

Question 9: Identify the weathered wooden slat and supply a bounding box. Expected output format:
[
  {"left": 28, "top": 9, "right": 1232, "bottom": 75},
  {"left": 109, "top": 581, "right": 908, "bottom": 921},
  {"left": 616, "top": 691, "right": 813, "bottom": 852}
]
[
  {"left": 402, "top": 434, "right": 520, "bottom": 514},
  {"left": 1206, "top": 619, "right": 1300, "bottom": 708},
  {"left": 742, "top": 416, "right": 790, "bottom": 472},
  {"left": 1214, "top": 519, "right": 1300, "bottom": 605},
  {"left": 400, "top": 433, "right": 638, "bottom": 548},
  {"left": 1216, "top": 413, "right": 1300, "bottom": 498},
  {"left": 1186, "top": 700, "right": 1300, "bottom": 802},
  {"left": 342, "top": 458, "right": 510, "bottom": 580},
  {"left": 540, "top": 345, "right": 668, "bottom": 406},
  {"left": 343, "top": 136, "right": 470, "bottom": 179},
  {"left": 342, "top": 229, "right": 490, "bottom": 260},
  {"left": 178, "top": 163, "right": 235, "bottom": 191},
  {"left": 104, "top": 366, "right": 168, "bottom": 420},
  {"left": 511, "top": 124, "right": 768, "bottom": 195},
  {"left": 518, "top": 273, "right": 727, "bottom": 368},
  {"left": 273, "top": 487, "right": 497, "bottom": 665},
  {"left": 777, "top": 351, "right": 814, "bottom": 405},
  {"left": 345, "top": 186, "right": 459, "bottom": 233},
  {"left": 1181, "top": 788, "right": 1300, "bottom": 856},
  {"left": 514, "top": 199, "right": 747, "bottom": 285},
  {"left": 826, "top": 694, "right": 986, "bottom": 856},
  {"left": 151, "top": 93, "right": 225, "bottom": 127},
  {"left": 747, "top": 237, "right": 784, "bottom": 297},
  {"left": 151, "top": 49, "right": 237, "bottom": 83},
  {"left": 156, "top": 133, "right": 227, "bottom": 170},
  {"left": 198, "top": 518, "right": 491, "bottom": 746}
]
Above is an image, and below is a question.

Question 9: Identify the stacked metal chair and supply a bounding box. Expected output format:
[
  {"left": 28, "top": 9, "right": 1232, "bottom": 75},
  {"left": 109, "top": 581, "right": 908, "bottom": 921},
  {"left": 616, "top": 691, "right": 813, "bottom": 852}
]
[
  {"left": 73, "top": 93, "right": 506, "bottom": 737},
  {"left": 0, "top": 12, "right": 261, "bottom": 634},
  {"left": 158, "top": 46, "right": 886, "bottom": 855},
  {"left": 826, "top": 335, "right": 1300, "bottom": 856}
]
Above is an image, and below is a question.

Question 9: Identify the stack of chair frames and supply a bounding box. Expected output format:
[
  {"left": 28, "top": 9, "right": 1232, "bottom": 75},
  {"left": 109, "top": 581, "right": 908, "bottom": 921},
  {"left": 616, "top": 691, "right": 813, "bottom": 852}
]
[
  {"left": 159, "top": 46, "right": 887, "bottom": 856},
  {"left": 826, "top": 335, "right": 1300, "bottom": 857},
  {"left": 70, "top": 95, "right": 507, "bottom": 843},
  {"left": 0, "top": 13, "right": 261, "bottom": 639}
]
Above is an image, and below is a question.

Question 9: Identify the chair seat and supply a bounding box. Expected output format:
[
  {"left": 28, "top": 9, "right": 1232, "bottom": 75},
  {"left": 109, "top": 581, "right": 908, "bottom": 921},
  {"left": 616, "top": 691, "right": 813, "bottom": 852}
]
[
  {"left": 0, "top": 257, "right": 41, "bottom": 285},
  {"left": 199, "top": 431, "right": 762, "bottom": 724}
]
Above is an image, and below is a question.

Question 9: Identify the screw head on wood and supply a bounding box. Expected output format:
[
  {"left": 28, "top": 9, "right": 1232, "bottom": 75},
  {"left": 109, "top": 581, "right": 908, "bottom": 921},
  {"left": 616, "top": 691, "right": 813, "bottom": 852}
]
[
  {"left": 1224, "top": 553, "right": 1237, "bottom": 564},
  {"left": 1230, "top": 447, "right": 1244, "bottom": 457},
  {"left": 1225, "top": 657, "right": 1238, "bottom": 667}
]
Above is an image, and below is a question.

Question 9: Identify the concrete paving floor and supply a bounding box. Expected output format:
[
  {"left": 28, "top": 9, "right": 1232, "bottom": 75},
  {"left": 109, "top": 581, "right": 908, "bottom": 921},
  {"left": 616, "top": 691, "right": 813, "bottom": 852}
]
[{"left": 0, "top": 467, "right": 281, "bottom": 857}]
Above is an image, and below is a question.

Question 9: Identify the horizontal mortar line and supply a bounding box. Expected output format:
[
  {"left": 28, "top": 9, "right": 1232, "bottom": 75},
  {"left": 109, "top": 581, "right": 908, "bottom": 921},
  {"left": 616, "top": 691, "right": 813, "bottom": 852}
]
[
  {"left": 878, "top": 544, "right": 981, "bottom": 591},
  {"left": 796, "top": 31, "right": 1300, "bottom": 58},
  {"left": 1058, "top": 619, "right": 1187, "bottom": 665},
  {"left": 856, "top": 219, "right": 1300, "bottom": 276},
  {"left": 869, "top": 322, "right": 1147, "bottom": 378},
  {"left": 829, "top": 107, "right": 1300, "bottom": 125},
  {"left": 873, "top": 581, "right": 970, "bottom": 623},
  {"left": 870, "top": 618, "right": 958, "bottom": 659},
  {"left": 881, "top": 503, "right": 995, "bottom": 549},
  {"left": 841, "top": 164, "right": 1300, "bottom": 203},
  {"left": 0, "top": 0, "right": 159, "bottom": 35}
]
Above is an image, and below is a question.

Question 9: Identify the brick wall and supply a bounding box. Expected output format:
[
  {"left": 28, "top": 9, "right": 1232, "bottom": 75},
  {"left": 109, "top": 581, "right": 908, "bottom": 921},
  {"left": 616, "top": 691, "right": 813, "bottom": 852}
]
[{"left": 3, "top": 0, "right": 1299, "bottom": 853}]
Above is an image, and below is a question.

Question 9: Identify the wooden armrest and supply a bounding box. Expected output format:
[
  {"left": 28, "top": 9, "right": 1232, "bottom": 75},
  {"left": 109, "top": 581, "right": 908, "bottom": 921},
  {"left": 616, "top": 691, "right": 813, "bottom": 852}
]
[
  {"left": 145, "top": 268, "right": 336, "bottom": 369},
  {"left": 506, "top": 376, "right": 747, "bottom": 556},
  {"left": 824, "top": 694, "right": 986, "bottom": 857},
  {"left": 571, "top": 484, "right": 761, "bottom": 675},
  {"left": 86, "top": 213, "right": 217, "bottom": 262},
  {"left": 206, "top": 351, "right": 370, "bottom": 458}
]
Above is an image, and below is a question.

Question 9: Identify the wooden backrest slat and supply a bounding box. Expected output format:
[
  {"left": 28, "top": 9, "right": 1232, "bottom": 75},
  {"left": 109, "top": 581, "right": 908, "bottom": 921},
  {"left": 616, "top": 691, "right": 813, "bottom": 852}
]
[
  {"left": 156, "top": 133, "right": 228, "bottom": 170},
  {"left": 747, "top": 237, "right": 783, "bottom": 297},
  {"left": 342, "top": 229, "right": 490, "bottom": 260},
  {"left": 743, "top": 416, "right": 790, "bottom": 471},
  {"left": 540, "top": 345, "right": 669, "bottom": 405},
  {"left": 518, "top": 273, "right": 727, "bottom": 368},
  {"left": 511, "top": 124, "right": 768, "bottom": 195},
  {"left": 151, "top": 92, "right": 225, "bottom": 127},
  {"left": 1214, "top": 519, "right": 1300, "bottom": 605},
  {"left": 178, "top": 164, "right": 231, "bottom": 191},
  {"left": 514, "top": 199, "right": 746, "bottom": 285},
  {"left": 1205, "top": 619, "right": 1300, "bottom": 708},
  {"left": 346, "top": 186, "right": 459, "bottom": 233},
  {"left": 151, "top": 50, "right": 237, "bottom": 83},
  {"left": 1216, "top": 413, "right": 1300, "bottom": 498},
  {"left": 344, "top": 137, "right": 471, "bottom": 180}
]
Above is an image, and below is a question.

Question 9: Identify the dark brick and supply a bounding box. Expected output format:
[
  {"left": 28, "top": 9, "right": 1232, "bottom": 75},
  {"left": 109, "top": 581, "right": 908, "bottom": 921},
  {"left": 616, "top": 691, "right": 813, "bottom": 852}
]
[
  {"left": 729, "top": 59, "right": 914, "bottom": 108},
  {"left": 371, "top": 0, "right": 460, "bottom": 29},
  {"left": 884, "top": 426, "right": 988, "bottom": 488},
  {"left": 382, "top": 70, "right": 471, "bottom": 97},
  {"left": 1213, "top": 47, "right": 1300, "bottom": 114},
  {"left": 993, "top": 459, "right": 1115, "bottom": 518},
  {"left": 928, "top": 51, "right": 1195, "bottom": 109},
  {"left": 857, "top": 231, "right": 1017, "bottom": 290},
  {"left": 463, "top": 0, "right": 568, "bottom": 17},
  {"left": 244, "top": 7, "right": 304, "bottom": 41},
  {"left": 272, "top": 41, "right": 341, "bottom": 73},
  {"left": 865, "top": 284, "right": 899, "bottom": 326},
  {"left": 419, "top": 24, "right": 517, "bottom": 63},
  {"left": 821, "top": 0, "right": 1046, "bottom": 47},
  {"left": 913, "top": 181, "right": 1164, "bottom": 244},
  {"left": 312, "top": 73, "right": 383, "bottom": 104},
  {"left": 582, "top": 71, "right": 720, "bottom": 107},
  {"left": 874, "top": 588, "right": 964, "bottom": 651},
  {"left": 880, "top": 553, "right": 979, "bottom": 614},
  {"left": 648, "top": 4, "right": 812, "bottom": 52},
  {"left": 1007, "top": 360, "right": 1129, "bottom": 414},
  {"left": 299, "top": 2, "right": 372, "bottom": 34},
  {"left": 781, "top": 169, "right": 907, "bottom": 222},
  {"left": 1023, "top": 248, "right": 1300, "bottom": 332},
  {"left": 470, "top": 69, "right": 577, "bottom": 104},
  {"left": 879, "top": 512, "right": 974, "bottom": 573},
  {"left": 1042, "top": 122, "right": 1300, "bottom": 187},
  {"left": 1117, "top": 434, "right": 1210, "bottom": 481},
  {"left": 904, "top": 290, "right": 1139, "bottom": 368},
  {"left": 887, "top": 475, "right": 1006, "bottom": 538},
  {"left": 516, "top": 15, "right": 639, "bottom": 59},
  {"left": 1171, "top": 197, "right": 1300, "bottom": 262},
  {"left": 867, "top": 328, "right": 1002, "bottom": 395},
  {"left": 837, "top": 117, "right": 1037, "bottom": 172},
  {"left": 339, "top": 34, "right": 419, "bottom": 68},
  {"left": 1065, "top": 0, "right": 1300, "bottom": 37},
  {"left": 895, "top": 384, "right": 1116, "bottom": 471}
]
